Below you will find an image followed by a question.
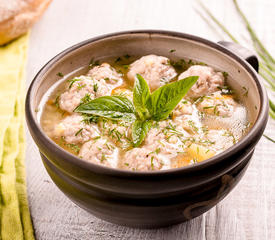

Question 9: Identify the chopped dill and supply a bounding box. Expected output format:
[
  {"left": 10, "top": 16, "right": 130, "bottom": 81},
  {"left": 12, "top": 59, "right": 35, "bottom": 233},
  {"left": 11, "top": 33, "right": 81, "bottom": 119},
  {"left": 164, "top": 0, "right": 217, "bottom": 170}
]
[
  {"left": 75, "top": 128, "right": 83, "bottom": 136},
  {"left": 68, "top": 78, "right": 81, "bottom": 89},
  {"left": 222, "top": 71, "right": 228, "bottom": 80},
  {"left": 203, "top": 106, "right": 214, "bottom": 109},
  {"left": 80, "top": 93, "right": 92, "bottom": 104},
  {"left": 93, "top": 83, "right": 98, "bottom": 92},
  {"left": 115, "top": 57, "right": 122, "bottom": 63},
  {"left": 57, "top": 72, "right": 64, "bottom": 77},
  {"left": 150, "top": 156, "right": 154, "bottom": 170},
  {"left": 92, "top": 136, "right": 101, "bottom": 141},
  {"left": 60, "top": 136, "right": 80, "bottom": 154},
  {"left": 188, "top": 120, "right": 199, "bottom": 133},
  {"left": 122, "top": 64, "right": 129, "bottom": 70},
  {"left": 54, "top": 94, "right": 60, "bottom": 108},
  {"left": 77, "top": 83, "right": 86, "bottom": 90},
  {"left": 101, "top": 154, "right": 107, "bottom": 162},
  {"left": 89, "top": 58, "right": 100, "bottom": 68}
]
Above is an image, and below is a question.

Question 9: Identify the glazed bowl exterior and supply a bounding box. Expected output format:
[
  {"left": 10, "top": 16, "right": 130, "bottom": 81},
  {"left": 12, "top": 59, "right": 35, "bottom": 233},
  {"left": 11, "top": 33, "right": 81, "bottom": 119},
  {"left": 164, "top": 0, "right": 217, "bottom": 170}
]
[{"left": 26, "top": 30, "right": 269, "bottom": 228}]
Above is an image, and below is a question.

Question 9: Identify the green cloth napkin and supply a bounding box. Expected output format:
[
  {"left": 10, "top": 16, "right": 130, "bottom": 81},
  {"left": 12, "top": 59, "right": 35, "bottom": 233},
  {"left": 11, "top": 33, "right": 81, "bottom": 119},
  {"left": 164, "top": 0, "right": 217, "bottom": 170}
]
[{"left": 0, "top": 34, "right": 35, "bottom": 240}]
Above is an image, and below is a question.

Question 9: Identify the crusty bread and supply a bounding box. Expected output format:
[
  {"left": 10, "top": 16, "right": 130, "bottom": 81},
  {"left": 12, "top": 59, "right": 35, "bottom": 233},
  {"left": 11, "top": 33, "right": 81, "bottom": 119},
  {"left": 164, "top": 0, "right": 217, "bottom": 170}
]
[{"left": 0, "top": 0, "right": 52, "bottom": 45}]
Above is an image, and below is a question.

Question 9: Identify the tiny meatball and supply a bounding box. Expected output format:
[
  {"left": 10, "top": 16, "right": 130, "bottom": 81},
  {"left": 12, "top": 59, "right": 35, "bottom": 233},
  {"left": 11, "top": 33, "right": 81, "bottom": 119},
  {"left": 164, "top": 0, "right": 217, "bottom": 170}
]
[
  {"left": 196, "top": 92, "right": 236, "bottom": 117},
  {"left": 59, "top": 63, "right": 122, "bottom": 113},
  {"left": 127, "top": 55, "right": 177, "bottom": 91},
  {"left": 53, "top": 114, "right": 100, "bottom": 144},
  {"left": 178, "top": 65, "right": 224, "bottom": 98},
  {"left": 172, "top": 99, "right": 193, "bottom": 117},
  {"left": 79, "top": 138, "right": 118, "bottom": 168},
  {"left": 87, "top": 63, "right": 123, "bottom": 85}
]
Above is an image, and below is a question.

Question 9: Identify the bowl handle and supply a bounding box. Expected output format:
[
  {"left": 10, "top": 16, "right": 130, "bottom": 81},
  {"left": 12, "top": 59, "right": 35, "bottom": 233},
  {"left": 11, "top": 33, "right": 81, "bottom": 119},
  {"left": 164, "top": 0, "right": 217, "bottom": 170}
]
[{"left": 218, "top": 41, "right": 259, "bottom": 73}]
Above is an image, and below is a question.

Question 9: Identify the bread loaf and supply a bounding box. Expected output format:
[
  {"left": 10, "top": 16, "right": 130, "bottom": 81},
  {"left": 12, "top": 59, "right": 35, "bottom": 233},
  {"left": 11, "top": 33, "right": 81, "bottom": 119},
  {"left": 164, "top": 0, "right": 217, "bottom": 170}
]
[{"left": 0, "top": 0, "right": 52, "bottom": 45}]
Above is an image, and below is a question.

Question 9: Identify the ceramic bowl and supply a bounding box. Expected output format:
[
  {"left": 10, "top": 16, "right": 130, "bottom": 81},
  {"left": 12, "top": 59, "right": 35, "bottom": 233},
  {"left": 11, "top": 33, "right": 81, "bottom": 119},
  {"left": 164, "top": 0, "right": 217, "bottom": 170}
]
[{"left": 26, "top": 30, "right": 268, "bottom": 228}]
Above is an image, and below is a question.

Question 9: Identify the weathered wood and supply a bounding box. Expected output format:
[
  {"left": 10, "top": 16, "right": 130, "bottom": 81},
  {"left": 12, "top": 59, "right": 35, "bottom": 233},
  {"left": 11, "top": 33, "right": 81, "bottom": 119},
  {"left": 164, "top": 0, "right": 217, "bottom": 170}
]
[{"left": 26, "top": 0, "right": 275, "bottom": 239}]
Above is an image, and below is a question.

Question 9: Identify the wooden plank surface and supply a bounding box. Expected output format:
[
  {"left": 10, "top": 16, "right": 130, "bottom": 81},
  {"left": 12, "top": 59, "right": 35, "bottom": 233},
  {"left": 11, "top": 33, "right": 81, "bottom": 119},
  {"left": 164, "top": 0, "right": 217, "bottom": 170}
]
[{"left": 25, "top": 0, "right": 275, "bottom": 239}]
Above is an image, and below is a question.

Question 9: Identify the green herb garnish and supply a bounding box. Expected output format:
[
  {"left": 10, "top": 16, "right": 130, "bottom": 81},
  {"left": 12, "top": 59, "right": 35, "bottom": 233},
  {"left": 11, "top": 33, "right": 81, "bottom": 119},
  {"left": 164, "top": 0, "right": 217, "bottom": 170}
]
[
  {"left": 122, "top": 64, "right": 129, "bottom": 70},
  {"left": 222, "top": 71, "right": 228, "bottom": 80},
  {"left": 132, "top": 120, "right": 152, "bottom": 147},
  {"left": 60, "top": 137, "right": 80, "bottom": 153},
  {"left": 115, "top": 57, "right": 122, "bottom": 63},
  {"left": 89, "top": 58, "right": 100, "bottom": 68},
  {"left": 54, "top": 94, "right": 60, "bottom": 108},
  {"left": 68, "top": 78, "right": 81, "bottom": 89},
  {"left": 57, "top": 72, "right": 64, "bottom": 77},
  {"left": 75, "top": 128, "right": 83, "bottom": 136},
  {"left": 75, "top": 95, "right": 136, "bottom": 122},
  {"left": 75, "top": 74, "right": 198, "bottom": 147},
  {"left": 80, "top": 93, "right": 92, "bottom": 104},
  {"left": 93, "top": 83, "right": 98, "bottom": 92}
]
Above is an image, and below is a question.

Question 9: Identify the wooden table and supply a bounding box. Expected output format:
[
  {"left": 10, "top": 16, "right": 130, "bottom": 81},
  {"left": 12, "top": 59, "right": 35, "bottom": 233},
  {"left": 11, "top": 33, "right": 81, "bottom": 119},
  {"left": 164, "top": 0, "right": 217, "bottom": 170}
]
[{"left": 26, "top": 0, "right": 275, "bottom": 239}]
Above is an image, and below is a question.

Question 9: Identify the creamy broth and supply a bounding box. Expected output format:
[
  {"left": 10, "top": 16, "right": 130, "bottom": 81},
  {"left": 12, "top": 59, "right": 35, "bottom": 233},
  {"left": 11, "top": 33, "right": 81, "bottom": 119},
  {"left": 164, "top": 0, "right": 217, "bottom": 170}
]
[{"left": 40, "top": 54, "right": 251, "bottom": 171}]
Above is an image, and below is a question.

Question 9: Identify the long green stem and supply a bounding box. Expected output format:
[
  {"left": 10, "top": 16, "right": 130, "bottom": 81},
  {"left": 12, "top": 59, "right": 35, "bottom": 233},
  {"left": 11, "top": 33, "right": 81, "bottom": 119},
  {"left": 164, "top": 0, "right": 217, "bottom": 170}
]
[
  {"left": 270, "top": 110, "right": 275, "bottom": 120},
  {"left": 270, "top": 100, "right": 275, "bottom": 112},
  {"left": 232, "top": 0, "right": 275, "bottom": 64},
  {"left": 256, "top": 48, "right": 275, "bottom": 73},
  {"left": 198, "top": 0, "right": 239, "bottom": 43},
  {"left": 259, "top": 63, "right": 275, "bottom": 81},
  {"left": 263, "top": 134, "right": 275, "bottom": 143},
  {"left": 259, "top": 72, "right": 275, "bottom": 91}
]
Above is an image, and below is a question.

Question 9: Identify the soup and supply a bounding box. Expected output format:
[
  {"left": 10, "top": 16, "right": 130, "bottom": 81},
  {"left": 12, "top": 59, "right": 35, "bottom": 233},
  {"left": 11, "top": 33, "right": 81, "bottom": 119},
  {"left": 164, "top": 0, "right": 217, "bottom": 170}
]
[{"left": 40, "top": 54, "right": 250, "bottom": 171}]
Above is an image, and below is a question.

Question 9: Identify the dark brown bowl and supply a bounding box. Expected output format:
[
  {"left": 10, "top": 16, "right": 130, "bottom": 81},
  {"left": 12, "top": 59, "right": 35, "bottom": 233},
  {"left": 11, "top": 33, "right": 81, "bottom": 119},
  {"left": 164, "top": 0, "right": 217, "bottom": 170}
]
[{"left": 25, "top": 30, "right": 269, "bottom": 228}]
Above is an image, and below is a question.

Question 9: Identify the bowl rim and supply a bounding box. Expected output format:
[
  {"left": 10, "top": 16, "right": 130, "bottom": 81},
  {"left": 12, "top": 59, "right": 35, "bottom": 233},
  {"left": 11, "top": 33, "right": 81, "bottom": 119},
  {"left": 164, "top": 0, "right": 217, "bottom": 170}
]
[{"left": 26, "top": 29, "right": 269, "bottom": 177}]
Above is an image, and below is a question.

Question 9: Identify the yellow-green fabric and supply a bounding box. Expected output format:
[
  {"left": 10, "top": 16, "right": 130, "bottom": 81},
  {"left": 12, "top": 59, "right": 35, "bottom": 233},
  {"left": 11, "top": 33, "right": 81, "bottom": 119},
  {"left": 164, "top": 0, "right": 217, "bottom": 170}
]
[{"left": 0, "top": 34, "right": 35, "bottom": 240}]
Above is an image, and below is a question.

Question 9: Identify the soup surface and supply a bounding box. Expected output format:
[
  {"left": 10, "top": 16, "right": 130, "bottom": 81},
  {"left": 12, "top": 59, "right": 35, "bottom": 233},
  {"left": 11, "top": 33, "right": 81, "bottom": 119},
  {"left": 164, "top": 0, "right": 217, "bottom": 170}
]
[{"left": 40, "top": 54, "right": 250, "bottom": 171}]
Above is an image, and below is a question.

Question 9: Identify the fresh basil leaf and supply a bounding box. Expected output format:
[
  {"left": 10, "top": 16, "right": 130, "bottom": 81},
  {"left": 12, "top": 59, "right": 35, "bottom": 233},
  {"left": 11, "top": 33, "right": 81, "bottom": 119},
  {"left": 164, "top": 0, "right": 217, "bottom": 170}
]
[
  {"left": 75, "top": 96, "right": 136, "bottom": 122},
  {"left": 133, "top": 74, "right": 151, "bottom": 120},
  {"left": 132, "top": 120, "right": 152, "bottom": 147},
  {"left": 146, "top": 76, "right": 198, "bottom": 121}
]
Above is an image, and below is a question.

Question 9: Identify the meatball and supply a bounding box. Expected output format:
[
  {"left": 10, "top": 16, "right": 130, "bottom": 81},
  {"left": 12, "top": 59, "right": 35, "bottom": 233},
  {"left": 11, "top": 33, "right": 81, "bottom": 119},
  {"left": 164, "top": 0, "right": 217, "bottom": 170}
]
[
  {"left": 79, "top": 138, "right": 117, "bottom": 168},
  {"left": 59, "top": 63, "right": 123, "bottom": 113},
  {"left": 196, "top": 92, "right": 237, "bottom": 117},
  {"left": 121, "top": 123, "right": 187, "bottom": 171},
  {"left": 59, "top": 76, "right": 96, "bottom": 113},
  {"left": 127, "top": 55, "right": 177, "bottom": 91},
  {"left": 53, "top": 114, "right": 100, "bottom": 144},
  {"left": 87, "top": 63, "right": 123, "bottom": 85},
  {"left": 178, "top": 65, "right": 224, "bottom": 98}
]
